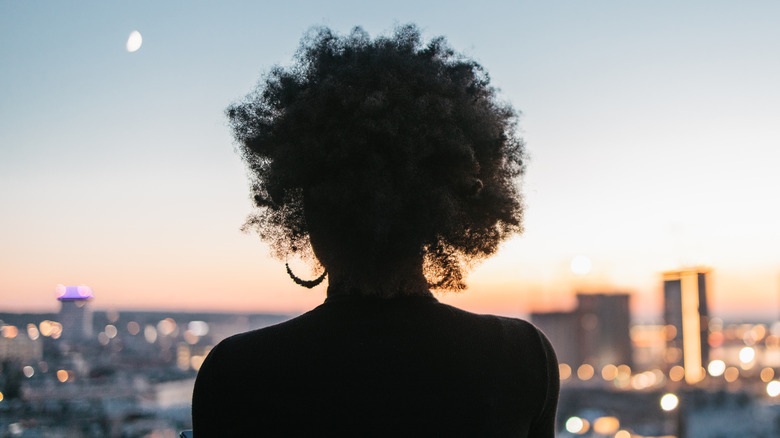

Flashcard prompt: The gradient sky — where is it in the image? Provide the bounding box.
[2,1,779,320]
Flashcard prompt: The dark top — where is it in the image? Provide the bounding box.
[192,294,559,437]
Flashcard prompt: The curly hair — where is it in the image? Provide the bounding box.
[228,25,525,291]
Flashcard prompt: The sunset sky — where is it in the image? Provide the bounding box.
[2,1,779,321]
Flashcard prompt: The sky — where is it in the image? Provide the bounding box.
[2,1,779,321]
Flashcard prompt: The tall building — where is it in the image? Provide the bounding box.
[532,292,632,370]
[663,268,709,384]
[576,293,632,368]
[56,284,94,344]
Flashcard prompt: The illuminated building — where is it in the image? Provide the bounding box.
[532,292,632,370]
[56,284,94,344]
[663,268,709,384]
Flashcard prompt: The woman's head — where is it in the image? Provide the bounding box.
[229,24,525,292]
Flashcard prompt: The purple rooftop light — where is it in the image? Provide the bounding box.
[56,284,94,300]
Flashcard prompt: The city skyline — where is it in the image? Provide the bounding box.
[2,1,780,319]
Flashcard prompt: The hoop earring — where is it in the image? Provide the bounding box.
[286,263,327,288]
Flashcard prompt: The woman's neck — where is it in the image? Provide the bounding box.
[325,258,431,298]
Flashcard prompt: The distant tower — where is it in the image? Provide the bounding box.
[56,285,94,343]
[532,292,632,370]
[663,268,709,384]
[576,293,632,368]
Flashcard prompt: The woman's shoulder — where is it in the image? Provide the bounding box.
[433,301,551,344]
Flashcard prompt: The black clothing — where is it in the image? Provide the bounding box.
[192,294,559,436]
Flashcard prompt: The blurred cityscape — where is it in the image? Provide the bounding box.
[1,270,779,437]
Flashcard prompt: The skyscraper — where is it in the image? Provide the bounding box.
[56,284,94,344]
[663,268,709,384]
[532,292,632,370]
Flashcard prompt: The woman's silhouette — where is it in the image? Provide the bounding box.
[192,25,559,436]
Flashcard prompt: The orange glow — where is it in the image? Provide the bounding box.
[663,325,678,341]
[577,364,595,380]
[601,364,618,381]
[593,417,620,435]
[669,365,685,382]
[680,270,704,384]
[724,366,740,383]
[1,326,18,339]
[559,363,572,380]
[708,331,724,348]
[56,370,69,383]
[191,355,205,371]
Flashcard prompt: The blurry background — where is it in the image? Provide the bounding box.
[2,1,779,320]
[4,2,780,437]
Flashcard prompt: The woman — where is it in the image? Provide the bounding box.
[192,25,559,436]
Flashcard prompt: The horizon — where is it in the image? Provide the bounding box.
[2,1,779,321]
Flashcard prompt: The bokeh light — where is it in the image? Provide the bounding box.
[105,324,118,339]
[724,367,740,383]
[566,416,588,434]
[188,321,209,336]
[577,364,595,380]
[708,360,726,377]
[1,326,19,338]
[740,346,756,364]
[669,365,685,382]
[602,364,618,381]
[26,324,39,340]
[660,393,679,411]
[127,321,140,335]
[593,416,619,435]
[570,255,592,275]
[767,380,780,397]
[56,370,69,383]
[559,363,571,380]
[144,325,158,343]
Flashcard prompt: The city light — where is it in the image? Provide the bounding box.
[593,416,620,435]
[559,363,572,380]
[23,366,34,378]
[577,364,595,380]
[614,431,631,438]
[144,325,158,343]
[707,360,726,377]
[767,381,780,397]
[739,346,756,364]
[760,368,775,383]
[669,365,685,382]
[190,355,206,371]
[724,367,740,383]
[1,325,19,338]
[27,324,40,340]
[602,364,618,381]
[127,321,140,335]
[157,318,177,336]
[565,416,589,434]
[105,324,118,339]
[660,393,679,411]
[188,321,209,336]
